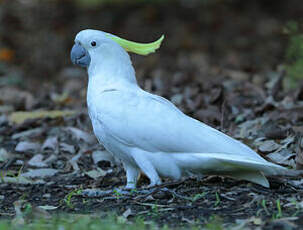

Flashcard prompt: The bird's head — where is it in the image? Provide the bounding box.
[71,29,164,69]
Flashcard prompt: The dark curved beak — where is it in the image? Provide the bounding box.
[70,43,91,68]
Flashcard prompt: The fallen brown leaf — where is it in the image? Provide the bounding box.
[9,110,77,124]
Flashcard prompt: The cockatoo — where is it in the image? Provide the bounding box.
[70,29,295,189]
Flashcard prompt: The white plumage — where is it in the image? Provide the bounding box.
[71,29,291,188]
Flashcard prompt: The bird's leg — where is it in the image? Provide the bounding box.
[123,162,140,189]
[131,150,162,187]
[81,163,140,197]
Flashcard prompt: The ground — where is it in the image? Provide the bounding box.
[0,0,303,229]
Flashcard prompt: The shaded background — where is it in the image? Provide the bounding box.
[1,1,302,77]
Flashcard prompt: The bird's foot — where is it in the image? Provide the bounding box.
[148,178,162,188]
[81,180,183,198]
[125,182,136,190]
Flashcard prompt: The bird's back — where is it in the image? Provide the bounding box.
[91,87,266,163]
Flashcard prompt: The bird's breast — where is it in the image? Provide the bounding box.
[86,94,134,163]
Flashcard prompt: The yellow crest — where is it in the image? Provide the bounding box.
[106,33,164,55]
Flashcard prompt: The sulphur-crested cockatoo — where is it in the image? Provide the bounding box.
[70,29,295,189]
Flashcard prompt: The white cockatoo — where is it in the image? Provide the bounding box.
[70,29,296,189]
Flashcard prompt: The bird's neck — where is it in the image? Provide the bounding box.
[87,56,138,93]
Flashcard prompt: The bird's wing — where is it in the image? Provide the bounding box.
[94,89,264,161]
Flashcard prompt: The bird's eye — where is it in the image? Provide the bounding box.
[91,41,97,47]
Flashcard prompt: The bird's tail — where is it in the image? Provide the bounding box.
[170,152,302,187]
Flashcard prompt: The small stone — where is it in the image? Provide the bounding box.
[258,140,280,153]
[22,168,58,178]
[15,141,41,153]
[28,154,48,167]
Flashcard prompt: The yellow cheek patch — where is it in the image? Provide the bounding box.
[106,34,164,55]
